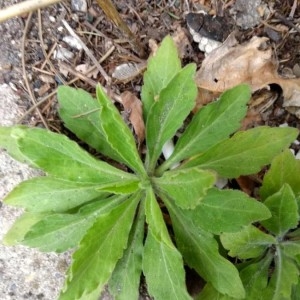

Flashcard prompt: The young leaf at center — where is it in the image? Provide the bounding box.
[260,149,300,200]
[141,35,181,118]
[153,166,216,209]
[145,64,197,172]
[220,225,276,259]
[261,184,299,237]
[96,85,145,176]
[160,84,251,171]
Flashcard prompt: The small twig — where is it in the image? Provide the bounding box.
[289,0,298,19]
[32,67,55,76]
[222,0,235,10]
[83,21,144,62]
[126,4,144,26]
[38,9,66,84]
[95,0,145,58]
[18,48,116,123]
[17,91,55,123]
[60,62,122,103]
[61,19,111,84]
[0,0,62,23]
[41,42,58,70]
[183,0,190,11]
[100,45,116,62]
[275,12,300,33]
[59,62,98,87]
[260,20,287,32]
[21,12,49,129]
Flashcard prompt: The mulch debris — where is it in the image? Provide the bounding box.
[0,0,299,131]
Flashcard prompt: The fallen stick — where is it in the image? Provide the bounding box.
[0,0,62,23]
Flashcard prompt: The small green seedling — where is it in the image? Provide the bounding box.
[204,149,300,300]
[0,36,298,300]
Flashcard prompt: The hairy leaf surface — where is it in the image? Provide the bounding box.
[108,201,145,300]
[96,85,145,175]
[146,64,197,171]
[60,193,140,300]
[197,283,233,300]
[239,253,272,299]
[153,167,216,209]
[143,231,192,300]
[263,247,299,299]
[0,126,137,183]
[141,36,181,118]
[182,127,298,178]
[3,212,48,246]
[22,195,127,252]
[96,179,140,194]
[57,86,119,160]
[145,187,173,245]
[165,196,245,299]
[164,84,251,168]
[185,188,271,234]
[261,184,299,236]
[3,177,108,212]
[220,225,276,259]
[282,241,300,262]
[143,188,191,300]
[260,149,300,200]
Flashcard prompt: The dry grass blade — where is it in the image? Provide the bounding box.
[96,0,145,58]
[61,19,111,84]
[21,12,49,129]
[0,0,62,23]
[38,9,66,85]
[121,91,145,144]
[18,46,116,123]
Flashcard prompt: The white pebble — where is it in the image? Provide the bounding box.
[63,36,83,50]
[54,47,74,61]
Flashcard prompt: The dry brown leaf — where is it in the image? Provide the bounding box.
[37,83,51,97]
[172,26,193,59]
[193,88,219,112]
[195,34,300,117]
[121,91,145,144]
[39,74,55,84]
[58,63,69,77]
[278,79,300,118]
[241,89,277,129]
[236,176,256,196]
[148,38,159,54]
[75,64,99,79]
[195,34,275,92]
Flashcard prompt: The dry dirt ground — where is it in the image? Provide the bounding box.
[0,0,300,299]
